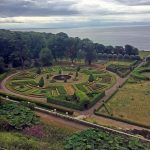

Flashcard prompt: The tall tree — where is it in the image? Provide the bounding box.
[82,39,96,65]
[40,47,53,66]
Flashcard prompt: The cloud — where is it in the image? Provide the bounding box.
[0,0,78,17]
[0,0,150,28]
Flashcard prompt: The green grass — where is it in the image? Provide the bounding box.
[98,78,150,126]
[106,60,133,67]
[0,132,50,150]
[139,51,150,59]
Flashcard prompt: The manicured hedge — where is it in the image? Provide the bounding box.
[47,91,105,111]
[0,91,74,115]
[57,86,67,95]
[106,60,139,77]
[131,67,150,80]
[47,96,84,110]
[75,83,87,92]
[88,91,105,108]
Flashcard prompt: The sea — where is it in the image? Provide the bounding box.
[11,25,150,51]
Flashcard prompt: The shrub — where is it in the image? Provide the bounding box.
[39,77,44,87]
[75,71,78,77]
[64,129,150,150]
[59,69,62,75]
[46,74,49,79]
[0,116,11,131]
[0,103,40,130]
[36,67,41,74]
[88,74,94,82]
[23,125,45,138]
[77,66,81,72]
[0,91,74,115]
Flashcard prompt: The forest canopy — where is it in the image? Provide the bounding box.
[0,29,140,72]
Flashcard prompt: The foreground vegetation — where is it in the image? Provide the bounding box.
[64,129,150,150]
[1,101,149,150]
[0,101,76,149]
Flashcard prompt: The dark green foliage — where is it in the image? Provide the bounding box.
[0,103,39,130]
[75,71,78,77]
[0,91,74,115]
[59,69,62,75]
[40,47,53,66]
[88,74,94,82]
[0,29,140,68]
[131,67,150,80]
[64,129,150,150]
[36,67,41,74]
[57,86,67,95]
[39,77,44,87]
[46,74,50,79]
[76,66,81,72]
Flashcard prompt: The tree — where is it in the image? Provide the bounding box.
[95,43,105,53]
[40,47,53,66]
[105,46,114,54]
[88,74,94,82]
[66,37,81,63]
[0,57,5,73]
[82,39,96,65]
[125,45,139,55]
[10,33,30,69]
[39,77,44,87]
[114,46,124,54]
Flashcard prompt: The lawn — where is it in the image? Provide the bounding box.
[139,51,150,59]
[106,60,133,67]
[97,79,150,126]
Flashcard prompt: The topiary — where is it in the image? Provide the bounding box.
[39,77,44,87]
[46,74,49,79]
[75,71,78,77]
[88,74,94,82]
[59,69,62,75]
[36,67,41,74]
[77,66,81,72]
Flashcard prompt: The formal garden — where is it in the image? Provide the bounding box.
[95,66,150,128]
[5,65,116,110]
[106,60,139,77]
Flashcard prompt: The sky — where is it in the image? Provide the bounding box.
[0,0,150,29]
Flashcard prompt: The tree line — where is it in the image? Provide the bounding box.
[0,29,140,73]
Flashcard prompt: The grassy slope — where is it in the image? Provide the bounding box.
[139,51,150,59]
[98,79,150,126]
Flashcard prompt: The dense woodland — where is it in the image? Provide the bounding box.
[0,29,140,73]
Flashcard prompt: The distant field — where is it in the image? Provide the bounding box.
[106,60,133,67]
[97,78,150,126]
[139,51,150,59]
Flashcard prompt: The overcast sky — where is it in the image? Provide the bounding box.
[0,0,150,29]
